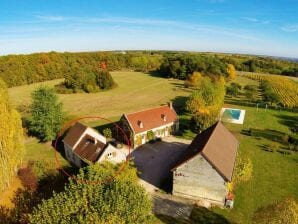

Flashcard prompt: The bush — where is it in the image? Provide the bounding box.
[102,128,112,139]
[234,152,253,183]
[146,130,155,141]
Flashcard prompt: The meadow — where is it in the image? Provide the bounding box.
[8,71,190,118]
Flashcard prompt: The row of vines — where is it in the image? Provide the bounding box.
[244,73,298,108]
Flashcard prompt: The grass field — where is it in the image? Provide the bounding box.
[214,105,298,223]
[8,72,190,118]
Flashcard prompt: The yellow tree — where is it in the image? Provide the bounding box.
[0,78,24,192]
[186,77,225,131]
[187,71,202,87]
[227,64,236,80]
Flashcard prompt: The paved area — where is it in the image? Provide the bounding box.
[152,192,194,220]
[131,136,191,191]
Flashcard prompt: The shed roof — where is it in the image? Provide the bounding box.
[63,122,87,148]
[125,104,178,134]
[73,134,106,162]
[172,122,238,182]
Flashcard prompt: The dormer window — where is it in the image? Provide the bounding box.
[137,120,143,128]
[161,114,167,121]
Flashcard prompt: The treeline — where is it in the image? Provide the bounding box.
[219,54,298,77]
[158,54,229,79]
[0,51,297,87]
[0,51,162,87]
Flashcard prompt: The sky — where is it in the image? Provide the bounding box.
[1,0,298,57]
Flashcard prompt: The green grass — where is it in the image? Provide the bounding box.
[24,138,70,169]
[212,106,298,223]
[8,72,190,118]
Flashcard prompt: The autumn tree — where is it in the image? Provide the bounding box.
[252,197,298,224]
[28,86,64,142]
[227,64,236,80]
[185,71,202,87]
[0,78,24,192]
[29,163,154,224]
[186,77,225,132]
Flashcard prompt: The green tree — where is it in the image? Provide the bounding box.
[28,86,64,142]
[29,163,154,224]
[186,77,225,132]
[0,79,24,192]
[252,197,298,224]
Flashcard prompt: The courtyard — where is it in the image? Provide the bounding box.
[131,136,191,192]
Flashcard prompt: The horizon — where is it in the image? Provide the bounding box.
[1,0,298,58]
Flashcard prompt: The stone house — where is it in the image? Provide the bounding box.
[117,102,179,149]
[171,122,238,206]
[63,122,126,167]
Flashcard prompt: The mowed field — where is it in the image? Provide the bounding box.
[8,72,190,118]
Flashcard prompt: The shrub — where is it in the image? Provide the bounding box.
[102,128,112,139]
[234,152,253,183]
[146,130,155,141]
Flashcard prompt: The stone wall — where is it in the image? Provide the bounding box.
[173,154,227,205]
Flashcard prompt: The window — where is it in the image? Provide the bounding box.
[107,152,113,159]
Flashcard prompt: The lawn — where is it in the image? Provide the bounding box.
[8,72,190,118]
[213,106,298,223]
[178,75,298,223]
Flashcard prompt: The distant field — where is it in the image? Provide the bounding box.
[8,72,190,118]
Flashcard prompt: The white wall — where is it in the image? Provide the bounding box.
[97,144,126,164]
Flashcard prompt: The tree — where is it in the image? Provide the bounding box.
[227,64,236,80]
[186,77,225,132]
[252,197,298,224]
[0,78,24,192]
[244,85,258,102]
[103,128,112,139]
[28,86,64,142]
[29,163,154,224]
[185,71,202,87]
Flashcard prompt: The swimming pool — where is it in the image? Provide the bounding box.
[220,108,246,124]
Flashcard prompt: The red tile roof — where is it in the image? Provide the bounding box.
[125,105,178,134]
[172,122,238,182]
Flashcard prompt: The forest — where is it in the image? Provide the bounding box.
[0,51,297,87]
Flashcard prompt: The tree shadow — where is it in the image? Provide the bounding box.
[274,114,298,132]
[155,214,190,224]
[190,206,231,224]
[172,96,189,115]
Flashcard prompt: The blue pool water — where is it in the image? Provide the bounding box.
[224,109,241,120]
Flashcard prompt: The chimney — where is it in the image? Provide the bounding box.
[167,102,173,109]
[137,120,143,128]
[161,114,167,121]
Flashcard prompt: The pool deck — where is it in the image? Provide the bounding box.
[220,108,246,124]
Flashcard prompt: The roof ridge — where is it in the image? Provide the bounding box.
[201,121,220,153]
[125,104,170,116]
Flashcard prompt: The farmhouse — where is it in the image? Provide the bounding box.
[172,122,238,206]
[63,122,126,167]
[117,102,179,148]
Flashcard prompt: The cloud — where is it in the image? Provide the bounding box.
[36,15,65,21]
[281,24,298,32]
[242,17,270,24]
